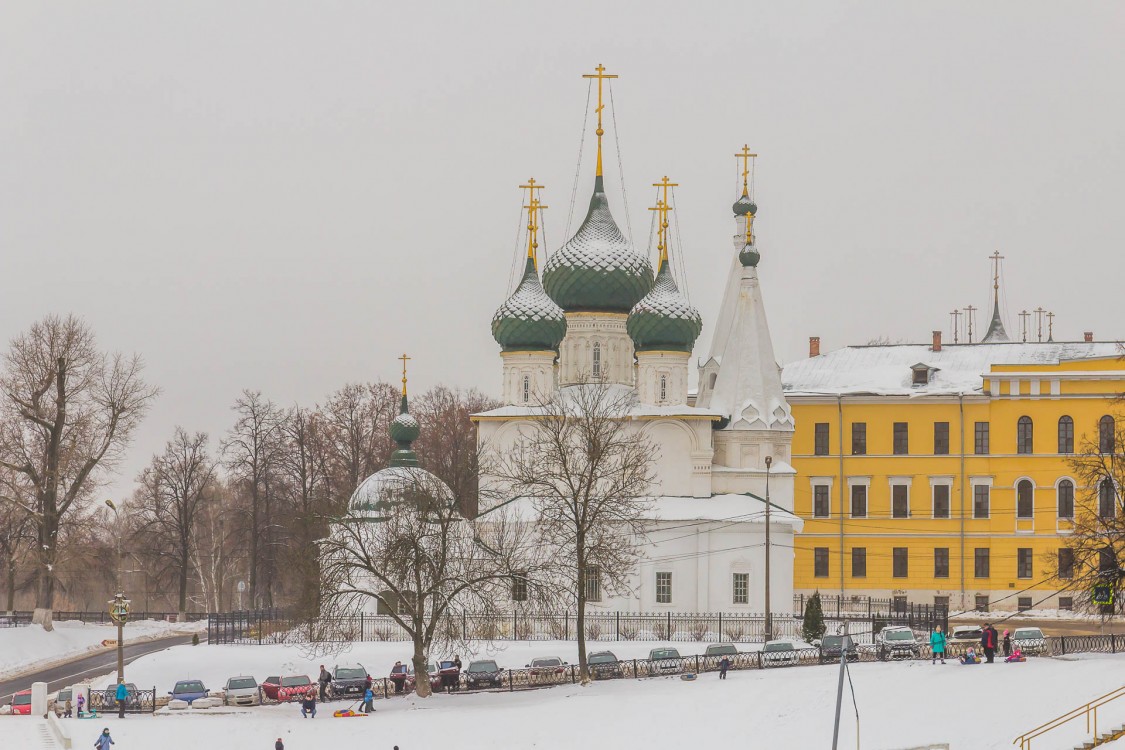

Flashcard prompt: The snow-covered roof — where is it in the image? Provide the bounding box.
[479,492,802,531]
[348,465,453,514]
[472,383,723,420]
[782,341,1125,397]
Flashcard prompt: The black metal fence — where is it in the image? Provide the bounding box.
[3,610,207,626]
[88,686,158,714]
[0,612,33,627]
[208,606,947,646]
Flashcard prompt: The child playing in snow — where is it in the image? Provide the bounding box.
[960,647,979,664]
[1005,648,1024,663]
[76,693,85,717]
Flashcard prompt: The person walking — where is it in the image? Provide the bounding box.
[115,680,129,719]
[1002,629,1012,658]
[981,623,997,663]
[718,656,730,680]
[301,689,317,719]
[391,661,406,694]
[95,728,115,750]
[318,665,331,701]
[362,685,374,714]
[275,740,284,750]
[64,698,72,718]
[930,625,947,665]
[76,693,85,718]
[451,656,462,693]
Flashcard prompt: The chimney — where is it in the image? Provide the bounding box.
[809,336,821,357]
[932,330,942,352]
[1084,331,1094,342]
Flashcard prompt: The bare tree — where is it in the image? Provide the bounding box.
[413,386,499,518]
[490,379,656,683]
[132,428,216,618]
[222,390,284,608]
[188,479,242,612]
[0,315,157,629]
[276,405,331,616]
[319,382,399,511]
[0,484,35,613]
[1055,411,1125,614]
[316,470,548,697]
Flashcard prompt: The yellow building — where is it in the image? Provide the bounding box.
[781,326,1124,612]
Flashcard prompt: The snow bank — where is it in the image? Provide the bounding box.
[0,619,205,680]
[45,641,1125,750]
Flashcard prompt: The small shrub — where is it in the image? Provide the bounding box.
[619,623,639,640]
[585,622,603,641]
[191,633,199,646]
[690,622,708,641]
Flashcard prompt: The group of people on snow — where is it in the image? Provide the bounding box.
[929,623,1025,665]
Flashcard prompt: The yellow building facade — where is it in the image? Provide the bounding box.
[781,334,1124,612]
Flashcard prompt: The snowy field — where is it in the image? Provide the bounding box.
[0,619,206,680]
[5,640,1125,750]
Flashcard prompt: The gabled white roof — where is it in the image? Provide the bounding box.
[782,341,1125,397]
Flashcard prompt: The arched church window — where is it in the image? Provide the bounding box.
[592,342,602,378]
[522,375,530,403]
[660,375,667,402]
[709,373,717,389]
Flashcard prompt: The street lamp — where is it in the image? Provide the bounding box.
[764,456,772,643]
[104,500,129,683]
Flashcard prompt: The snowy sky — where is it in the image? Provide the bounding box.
[2,1,1123,501]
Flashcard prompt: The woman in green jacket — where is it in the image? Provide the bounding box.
[930,625,947,664]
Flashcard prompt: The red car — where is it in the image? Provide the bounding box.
[259,675,312,702]
[397,662,440,693]
[11,689,32,715]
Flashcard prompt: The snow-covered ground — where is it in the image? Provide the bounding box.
[950,608,1111,622]
[6,639,1125,750]
[0,619,206,680]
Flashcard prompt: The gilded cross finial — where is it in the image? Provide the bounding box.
[964,305,977,343]
[650,176,678,265]
[582,64,619,178]
[398,353,411,397]
[735,144,757,197]
[1047,311,1055,342]
[989,251,1004,293]
[520,178,547,268]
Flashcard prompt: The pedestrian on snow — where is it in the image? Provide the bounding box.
[318,665,331,701]
[76,693,85,718]
[718,656,730,680]
[391,661,405,694]
[115,680,129,719]
[301,688,317,718]
[1002,629,1012,657]
[275,740,284,750]
[960,647,979,664]
[981,623,997,663]
[95,728,115,750]
[364,673,373,693]
[65,698,73,718]
[930,625,947,665]
[451,655,462,692]
[362,685,374,714]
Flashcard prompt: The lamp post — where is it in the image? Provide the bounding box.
[764,455,773,643]
[104,500,129,683]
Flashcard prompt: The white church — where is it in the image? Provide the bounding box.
[473,70,802,615]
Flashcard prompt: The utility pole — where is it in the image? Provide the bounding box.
[764,455,772,642]
[831,620,849,749]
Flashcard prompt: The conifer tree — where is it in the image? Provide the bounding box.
[802,590,827,643]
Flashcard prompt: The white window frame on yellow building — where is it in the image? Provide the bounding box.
[929,475,954,519]
[970,476,993,519]
[1013,475,1037,534]
[846,476,871,519]
[809,477,833,519]
[887,476,912,519]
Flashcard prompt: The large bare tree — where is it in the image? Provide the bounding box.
[132,428,216,618]
[316,470,548,697]
[413,386,498,518]
[1055,411,1125,614]
[0,484,35,613]
[491,380,655,683]
[319,382,399,511]
[222,390,284,608]
[0,315,157,628]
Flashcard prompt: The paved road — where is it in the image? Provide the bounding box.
[0,633,196,705]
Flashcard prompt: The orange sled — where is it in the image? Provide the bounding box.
[333,709,368,718]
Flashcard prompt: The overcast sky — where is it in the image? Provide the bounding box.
[2,1,1123,501]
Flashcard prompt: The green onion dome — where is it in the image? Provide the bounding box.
[626,258,702,353]
[388,395,420,467]
[543,179,654,313]
[733,193,757,217]
[491,257,567,351]
[739,242,761,267]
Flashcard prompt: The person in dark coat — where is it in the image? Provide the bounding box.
[301,689,317,718]
[451,656,462,692]
[318,665,331,701]
[1002,629,1012,657]
[95,728,115,750]
[981,624,998,663]
[275,740,284,750]
[718,656,730,680]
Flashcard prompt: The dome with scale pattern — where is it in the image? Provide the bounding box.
[492,257,567,351]
[626,258,702,353]
[543,179,653,313]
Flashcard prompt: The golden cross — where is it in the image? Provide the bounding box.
[1047,311,1055,341]
[735,144,757,196]
[582,64,618,177]
[964,305,977,343]
[520,179,548,267]
[1034,307,1045,342]
[1019,310,1030,342]
[950,309,962,343]
[989,250,1004,292]
[398,353,411,397]
[649,199,670,263]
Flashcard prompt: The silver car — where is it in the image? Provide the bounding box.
[223,676,260,706]
[1011,627,1047,656]
[647,647,682,675]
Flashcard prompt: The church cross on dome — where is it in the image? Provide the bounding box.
[581,64,618,179]
[398,352,411,397]
[520,178,547,269]
[735,144,757,198]
[650,176,678,264]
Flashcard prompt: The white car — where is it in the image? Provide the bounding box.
[876,626,920,660]
[949,625,983,645]
[222,676,260,706]
[647,647,683,675]
[526,656,567,681]
[1011,627,1047,656]
[761,640,800,667]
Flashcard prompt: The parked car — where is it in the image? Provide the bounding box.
[702,644,739,670]
[169,680,209,705]
[464,660,503,689]
[404,663,440,693]
[51,688,73,716]
[11,689,31,715]
[527,657,567,682]
[949,625,983,646]
[876,626,920,660]
[222,676,260,706]
[818,634,859,664]
[587,651,623,680]
[330,664,369,698]
[260,675,312,702]
[102,682,141,711]
[1012,627,1048,656]
[762,640,800,667]
[437,660,461,690]
[647,647,683,675]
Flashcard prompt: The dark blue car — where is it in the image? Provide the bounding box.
[169,680,209,704]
